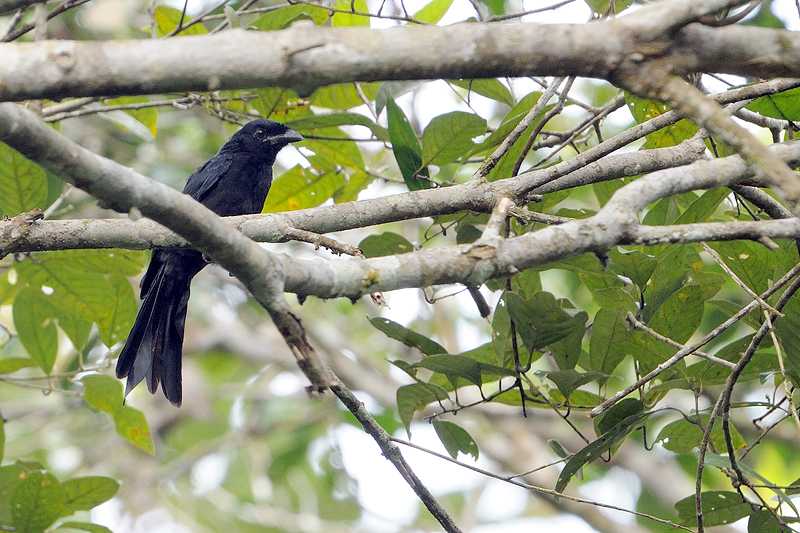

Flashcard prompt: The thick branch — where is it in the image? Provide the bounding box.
[2,14,800,101]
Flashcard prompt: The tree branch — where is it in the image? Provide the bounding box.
[2,8,800,101]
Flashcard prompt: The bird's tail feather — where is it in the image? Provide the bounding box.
[116,265,189,407]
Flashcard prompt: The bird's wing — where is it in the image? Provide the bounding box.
[182,152,234,201]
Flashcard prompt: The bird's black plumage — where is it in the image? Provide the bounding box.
[116,119,302,406]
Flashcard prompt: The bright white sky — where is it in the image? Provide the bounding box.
[95,1,800,532]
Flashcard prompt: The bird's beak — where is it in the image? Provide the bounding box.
[276,129,303,145]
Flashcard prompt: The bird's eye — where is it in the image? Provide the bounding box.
[254,128,267,140]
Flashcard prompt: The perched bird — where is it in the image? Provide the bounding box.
[116,119,303,406]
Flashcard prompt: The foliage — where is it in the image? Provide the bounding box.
[2,1,800,533]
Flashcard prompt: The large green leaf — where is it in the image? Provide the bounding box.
[432,420,478,460]
[12,288,58,374]
[412,0,454,24]
[707,240,770,294]
[675,491,750,527]
[470,91,542,156]
[14,251,140,348]
[655,415,746,454]
[309,83,380,110]
[369,316,447,355]
[332,0,370,26]
[746,87,800,121]
[504,291,588,353]
[285,112,389,141]
[589,302,637,374]
[647,270,724,345]
[12,470,65,533]
[449,79,515,107]
[673,188,730,225]
[57,522,114,533]
[626,92,699,149]
[263,166,346,213]
[103,96,157,138]
[396,383,450,434]
[153,5,208,36]
[608,248,656,289]
[0,142,48,217]
[421,111,486,167]
[556,408,652,492]
[387,97,431,190]
[82,375,154,455]
[359,232,414,258]
[61,477,119,515]
[250,4,329,31]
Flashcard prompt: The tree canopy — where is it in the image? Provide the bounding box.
[3,1,800,532]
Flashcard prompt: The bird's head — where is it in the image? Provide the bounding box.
[224,119,303,162]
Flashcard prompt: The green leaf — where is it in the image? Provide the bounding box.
[303,130,365,171]
[285,112,389,141]
[0,417,3,463]
[608,248,656,289]
[416,354,484,387]
[673,188,730,225]
[61,477,119,515]
[82,374,123,415]
[12,288,58,374]
[596,398,644,436]
[675,491,750,527]
[432,420,478,460]
[584,0,634,14]
[470,91,542,156]
[449,79,515,107]
[396,383,450,434]
[153,6,208,36]
[555,408,651,492]
[747,509,796,533]
[626,92,699,149]
[589,303,637,374]
[262,166,345,213]
[332,0,370,26]
[655,415,746,454]
[57,522,115,533]
[746,87,800,121]
[250,4,328,31]
[412,0,454,23]
[544,369,610,400]
[114,407,155,455]
[309,83,380,110]
[359,232,414,258]
[504,291,588,353]
[0,142,48,217]
[334,170,377,203]
[648,271,724,344]
[775,296,800,380]
[707,240,770,294]
[387,97,431,191]
[0,357,38,374]
[252,87,302,118]
[645,245,698,322]
[103,97,157,138]
[82,375,154,455]
[12,470,65,533]
[703,453,798,517]
[51,307,92,353]
[421,111,486,167]
[368,316,447,355]
[14,250,142,347]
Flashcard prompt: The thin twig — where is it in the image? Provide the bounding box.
[329,378,464,533]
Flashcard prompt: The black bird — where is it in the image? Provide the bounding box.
[116,119,303,406]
